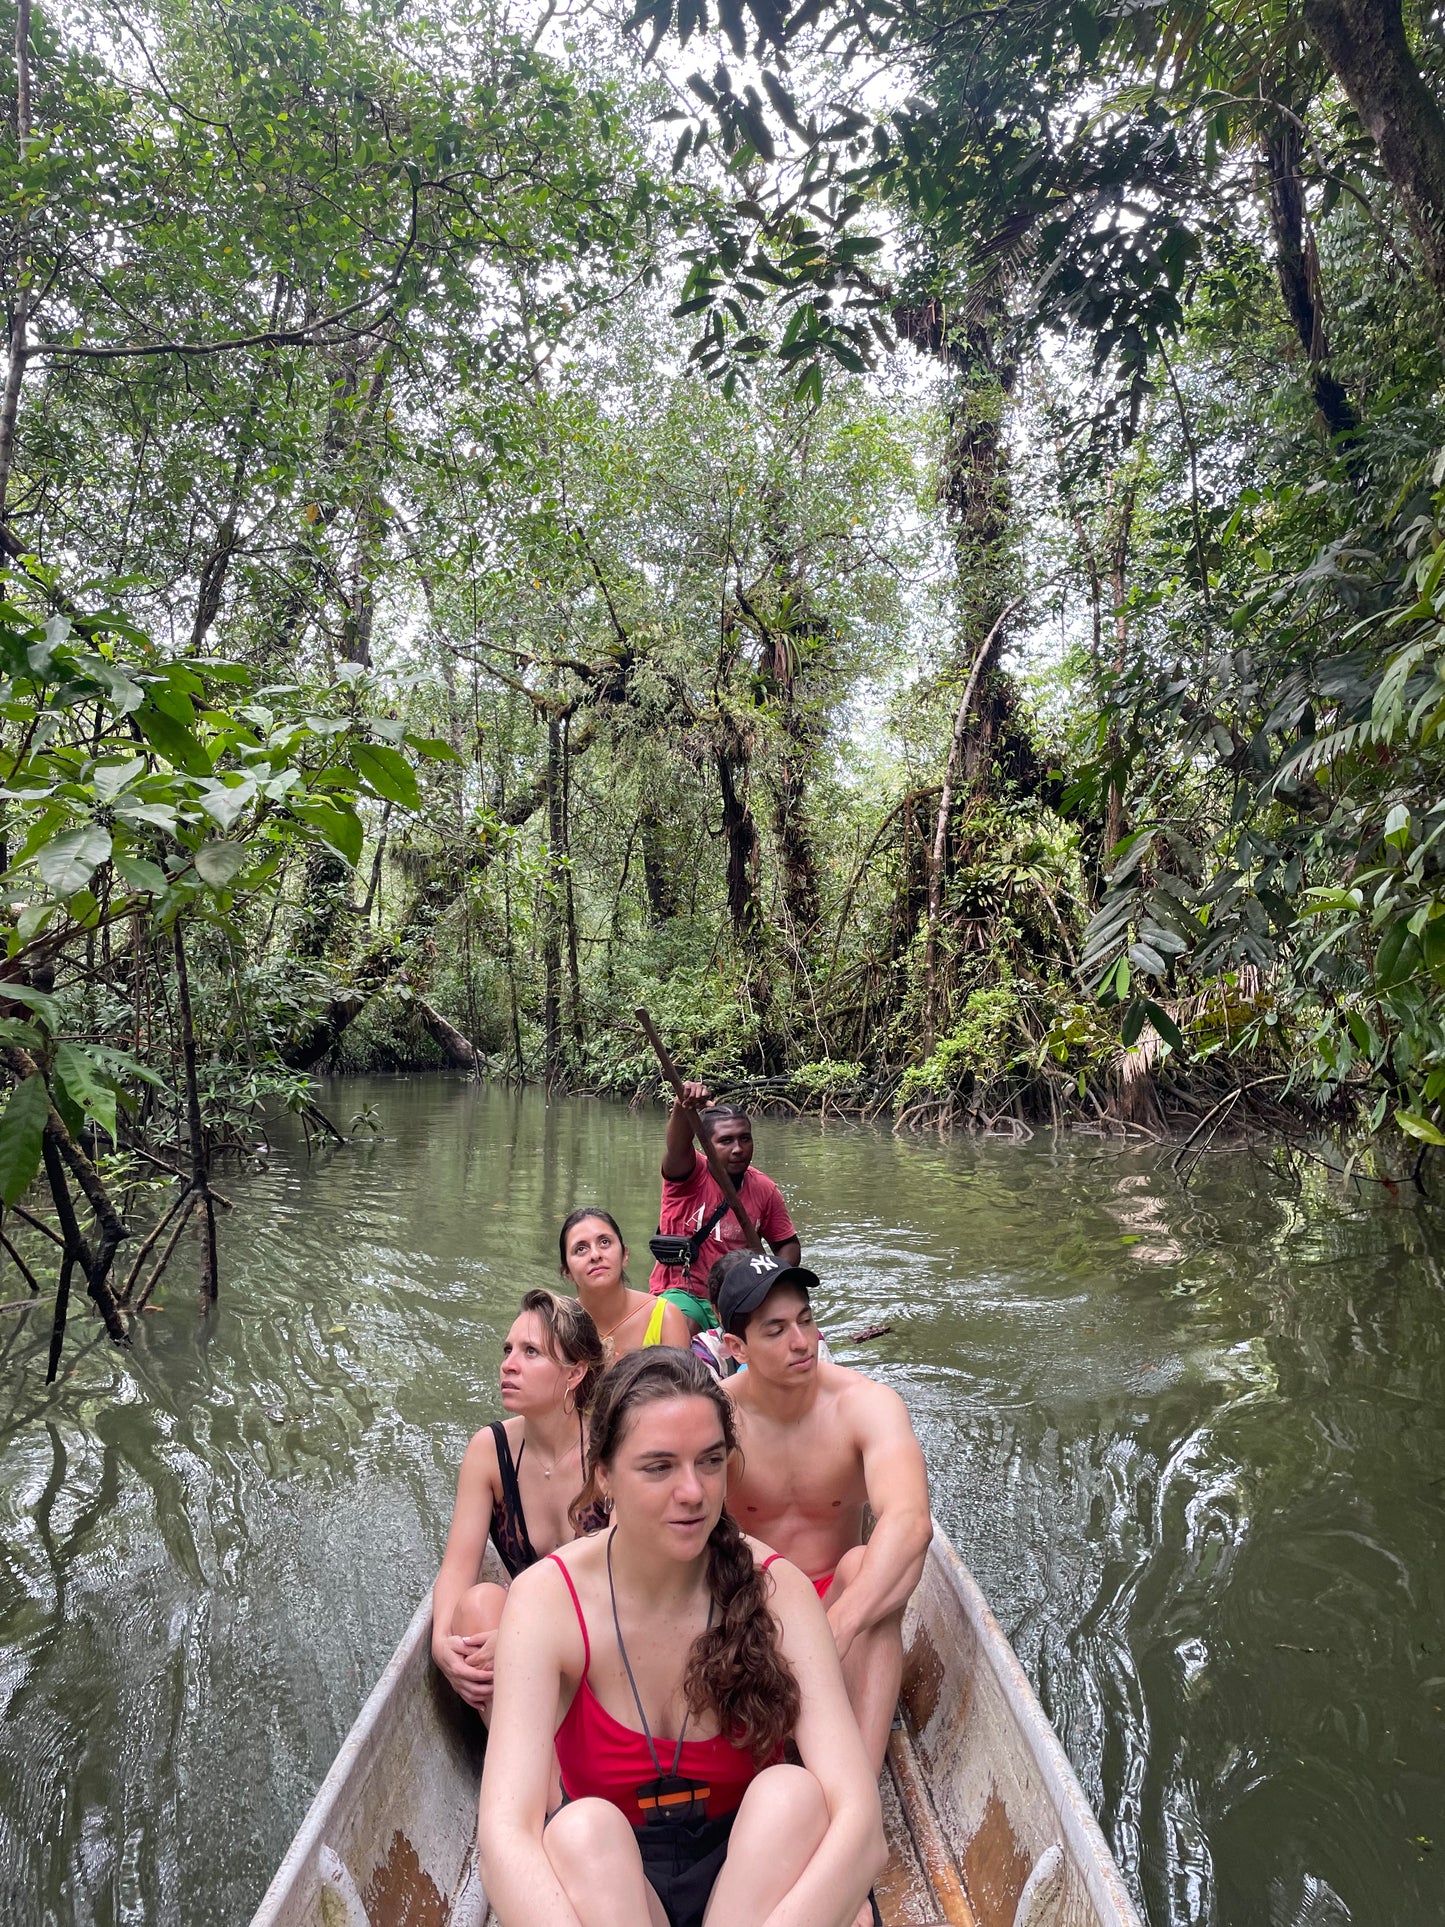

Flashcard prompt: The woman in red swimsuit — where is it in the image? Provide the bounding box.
[479,1348,885,1927]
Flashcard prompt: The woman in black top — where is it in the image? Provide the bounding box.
[432,1289,605,1713]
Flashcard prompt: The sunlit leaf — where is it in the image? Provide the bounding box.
[198,777,257,831]
[36,824,112,896]
[91,757,146,802]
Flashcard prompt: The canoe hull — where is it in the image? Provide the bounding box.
[250,1594,486,1927]
[899,1526,1140,1927]
[250,1529,1142,1927]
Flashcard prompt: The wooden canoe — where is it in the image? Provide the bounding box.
[250,1525,1142,1927]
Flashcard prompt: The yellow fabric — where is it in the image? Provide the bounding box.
[642,1297,667,1347]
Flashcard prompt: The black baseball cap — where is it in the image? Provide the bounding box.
[713,1249,821,1329]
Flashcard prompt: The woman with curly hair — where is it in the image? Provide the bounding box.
[478,1347,885,1927]
[432,1289,606,1716]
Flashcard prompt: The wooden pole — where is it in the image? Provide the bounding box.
[635,1007,763,1253]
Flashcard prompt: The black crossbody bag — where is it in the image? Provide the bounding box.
[648,1199,731,1279]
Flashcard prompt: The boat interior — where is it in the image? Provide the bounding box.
[259,1532,1136,1927]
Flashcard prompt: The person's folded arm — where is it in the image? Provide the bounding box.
[477,1563,583,1927]
[763,1560,888,1927]
[827,1384,932,1660]
[431,1428,497,1704]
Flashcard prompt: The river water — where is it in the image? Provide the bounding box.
[0,1079,1441,1927]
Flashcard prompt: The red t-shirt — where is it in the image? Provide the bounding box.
[647,1152,798,1296]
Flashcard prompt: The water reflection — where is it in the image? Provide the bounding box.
[0,1080,1442,1927]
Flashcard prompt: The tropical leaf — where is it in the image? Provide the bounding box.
[197,778,258,832]
[112,852,170,896]
[53,1041,118,1144]
[352,741,421,811]
[194,840,249,887]
[36,824,113,896]
[0,1074,49,1206]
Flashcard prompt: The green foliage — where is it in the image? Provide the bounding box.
[789,1059,864,1098]
[896,988,1025,1108]
[0,1071,49,1205]
[8,0,1445,1176]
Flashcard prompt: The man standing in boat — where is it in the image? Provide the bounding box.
[648,1080,801,1331]
[714,1249,932,1777]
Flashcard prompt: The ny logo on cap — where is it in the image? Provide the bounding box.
[748,1255,778,1274]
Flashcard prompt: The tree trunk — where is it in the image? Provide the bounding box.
[187,277,287,650]
[280,940,397,1069]
[757,615,822,940]
[562,719,585,1064]
[190,510,242,651]
[771,736,820,936]
[1112,1031,1164,1131]
[1103,478,1136,866]
[922,604,1016,1044]
[716,743,763,947]
[340,485,384,667]
[292,843,350,959]
[897,298,1020,795]
[1263,119,1359,439]
[738,557,823,942]
[411,994,479,1069]
[0,0,33,524]
[542,713,563,1083]
[639,801,677,922]
[41,1125,128,1382]
[1304,0,1445,300]
[501,841,525,1082]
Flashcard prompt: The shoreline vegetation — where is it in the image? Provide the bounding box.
[5,0,1445,1373]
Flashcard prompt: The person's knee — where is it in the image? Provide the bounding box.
[544,1798,635,1881]
[451,1581,506,1638]
[738,1762,828,1843]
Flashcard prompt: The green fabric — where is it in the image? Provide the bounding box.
[659,1285,719,1330]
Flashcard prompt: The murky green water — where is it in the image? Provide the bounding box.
[1,1080,1442,1927]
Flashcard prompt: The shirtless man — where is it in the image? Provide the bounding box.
[714,1249,932,1775]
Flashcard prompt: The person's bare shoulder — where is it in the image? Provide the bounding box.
[823,1360,916,1440]
[545,1524,605,1576]
[499,1548,588,1666]
[462,1421,503,1478]
[723,1369,757,1413]
[745,1539,818,1614]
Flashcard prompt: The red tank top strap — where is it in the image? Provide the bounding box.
[760,1552,781,1570]
[547,1552,590,1676]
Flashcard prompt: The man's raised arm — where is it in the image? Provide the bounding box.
[661,1079,710,1180]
